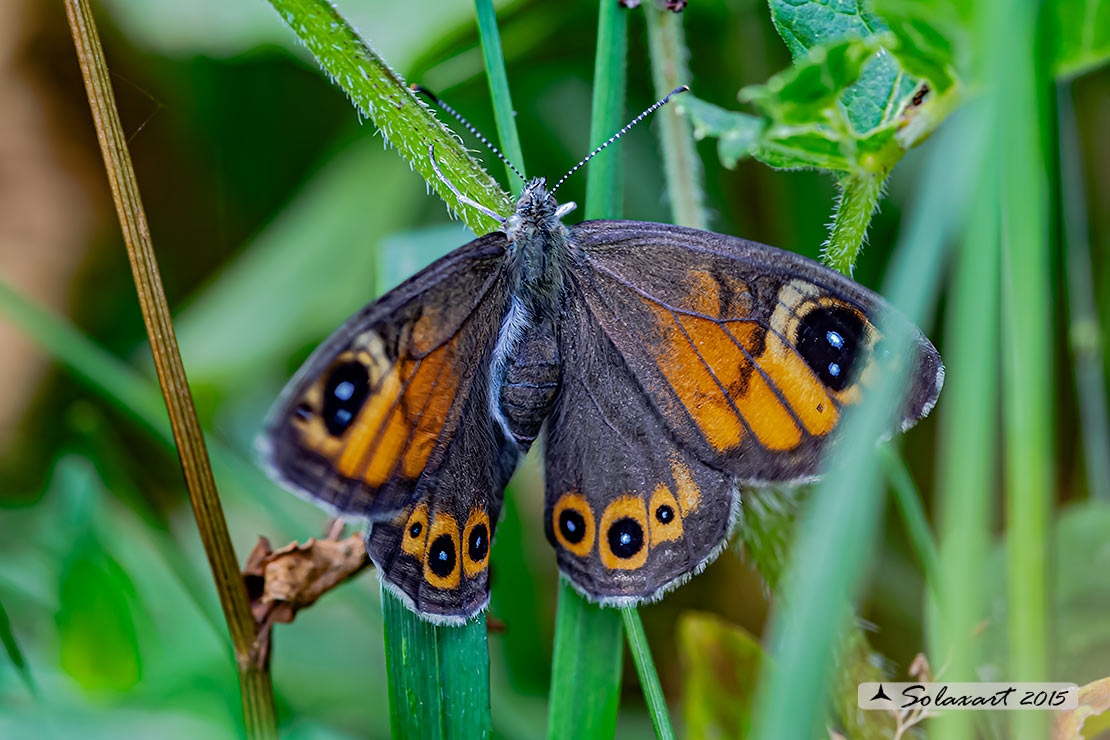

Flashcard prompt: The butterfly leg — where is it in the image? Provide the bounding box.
[427,144,507,226]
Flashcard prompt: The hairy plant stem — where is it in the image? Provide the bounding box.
[821,172,885,277]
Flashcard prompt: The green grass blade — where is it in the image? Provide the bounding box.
[547,5,629,738]
[548,581,624,739]
[749,111,969,740]
[382,588,491,740]
[994,0,1053,736]
[879,444,942,601]
[1058,81,1110,502]
[584,0,628,220]
[475,0,526,192]
[267,0,512,231]
[622,609,675,740]
[929,104,998,740]
[643,5,706,229]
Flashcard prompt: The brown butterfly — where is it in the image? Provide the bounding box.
[259,94,943,624]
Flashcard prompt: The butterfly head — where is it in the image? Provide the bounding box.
[505,179,574,318]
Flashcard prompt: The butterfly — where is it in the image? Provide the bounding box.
[259,102,943,625]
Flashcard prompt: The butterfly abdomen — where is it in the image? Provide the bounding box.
[495,316,561,452]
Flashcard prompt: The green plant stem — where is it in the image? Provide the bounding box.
[1058,81,1110,502]
[382,589,491,739]
[821,172,885,276]
[585,0,628,219]
[62,1,276,737]
[268,0,512,231]
[475,0,526,192]
[996,1,1052,737]
[879,444,942,602]
[548,581,624,740]
[643,5,707,230]
[622,609,675,740]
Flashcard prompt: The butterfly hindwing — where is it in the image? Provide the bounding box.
[544,282,739,603]
[260,232,516,622]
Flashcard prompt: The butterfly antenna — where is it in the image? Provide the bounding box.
[412,84,526,185]
[550,85,690,195]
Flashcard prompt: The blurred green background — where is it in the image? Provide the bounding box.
[1,0,1108,737]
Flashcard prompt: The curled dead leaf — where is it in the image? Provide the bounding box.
[242,533,372,667]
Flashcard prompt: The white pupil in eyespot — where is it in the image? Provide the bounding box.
[334,380,355,400]
[620,533,631,546]
[826,330,844,349]
[828,362,841,377]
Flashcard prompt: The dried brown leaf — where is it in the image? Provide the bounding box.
[242,533,372,667]
[1052,676,1110,740]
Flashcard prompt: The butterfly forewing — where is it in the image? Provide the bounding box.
[566,219,943,483]
[260,232,516,622]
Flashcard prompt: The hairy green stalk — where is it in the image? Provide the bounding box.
[267,0,512,232]
[821,172,885,277]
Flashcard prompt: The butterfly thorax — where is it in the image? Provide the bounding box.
[504,178,570,321]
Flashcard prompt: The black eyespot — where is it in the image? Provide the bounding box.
[468,523,489,562]
[795,306,866,391]
[559,509,587,544]
[322,361,371,436]
[607,517,644,559]
[408,521,423,538]
[655,504,675,524]
[428,534,456,578]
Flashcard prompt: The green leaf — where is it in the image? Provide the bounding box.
[766,0,919,132]
[52,457,143,693]
[739,39,876,126]
[678,612,763,740]
[679,96,764,168]
[1051,0,1110,77]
